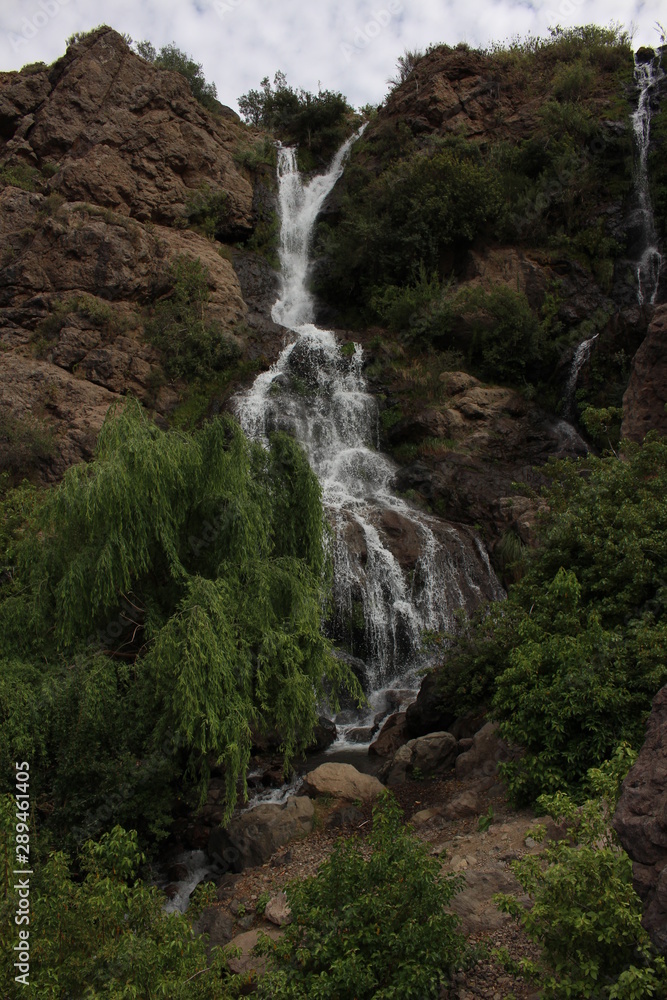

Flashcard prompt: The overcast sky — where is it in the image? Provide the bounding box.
[1,0,664,112]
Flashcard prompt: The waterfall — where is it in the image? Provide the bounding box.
[236,134,503,743]
[564,334,598,417]
[632,54,664,306]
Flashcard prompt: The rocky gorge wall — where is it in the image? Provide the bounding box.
[0,26,283,481]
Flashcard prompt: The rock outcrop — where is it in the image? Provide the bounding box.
[208,796,314,872]
[621,304,667,443]
[380,731,458,784]
[0,28,283,482]
[301,762,384,801]
[613,684,667,955]
[0,27,253,233]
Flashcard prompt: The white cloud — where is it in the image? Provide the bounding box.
[0,0,663,112]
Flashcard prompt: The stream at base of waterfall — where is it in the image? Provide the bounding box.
[235,132,504,754]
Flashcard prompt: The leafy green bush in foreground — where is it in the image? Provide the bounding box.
[0,814,245,999]
[257,792,465,999]
[436,434,667,803]
[495,748,667,999]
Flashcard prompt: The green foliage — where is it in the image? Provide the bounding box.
[0,413,55,482]
[136,40,219,111]
[145,255,240,380]
[257,792,465,999]
[0,401,359,841]
[579,404,623,452]
[434,436,667,803]
[495,750,667,999]
[373,276,542,386]
[185,184,230,239]
[238,72,355,163]
[0,163,39,191]
[33,294,138,357]
[315,143,503,312]
[0,822,246,999]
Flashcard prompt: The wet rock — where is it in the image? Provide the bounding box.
[405,671,453,738]
[369,712,408,757]
[307,716,337,752]
[346,725,376,743]
[208,796,314,872]
[302,762,384,801]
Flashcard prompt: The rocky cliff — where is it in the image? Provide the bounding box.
[0,27,282,481]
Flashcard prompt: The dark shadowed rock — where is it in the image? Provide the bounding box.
[613,684,667,954]
[369,712,408,757]
[621,304,667,443]
[208,796,314,871]
[380,731,458,784]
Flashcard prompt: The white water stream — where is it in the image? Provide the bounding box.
[632,55,664,306]
[236,134,503,745]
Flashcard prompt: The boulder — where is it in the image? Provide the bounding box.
[192,906,235,951]
[613,684,667,954]
[264,892,292,927]
[208,796,314,872]
[405,671,453,738]
[380,731,458,785]
[224,927,281,977]
[302,762,384,801]
[369,712,408,757]
[307,716,337,752]
[326,805,365,829]
[455,722,509,781]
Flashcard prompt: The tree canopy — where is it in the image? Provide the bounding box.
[0,401,358,845]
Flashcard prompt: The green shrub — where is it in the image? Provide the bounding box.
[0,401,360,843]
[185,184,230,239]
[238,71,355,163]
[0,820,246,999]
[315,144,504,312]
[0,163,39,192]
[145,256,240,380]
[136,40,219,111]
[0,412,55,481]
[495,749,667,999]
[257,792,465,999]
[552,59,595,102]
[432,436,667,803]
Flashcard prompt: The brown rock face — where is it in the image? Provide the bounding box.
[613,685,667,954]
[0,27,253,234]
[621,305,667,443]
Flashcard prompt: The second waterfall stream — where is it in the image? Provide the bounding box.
[236,133,503,746]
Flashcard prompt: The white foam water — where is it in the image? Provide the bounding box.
[632,55,664,305]
[236,133,503,745]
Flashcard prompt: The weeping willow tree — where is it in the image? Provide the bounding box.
[1,400,357,837]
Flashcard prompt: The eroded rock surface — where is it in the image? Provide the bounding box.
[613,684,667,954]
[621,304,667,443]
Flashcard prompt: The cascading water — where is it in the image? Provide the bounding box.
[236,134,503,743]
[564,333,598,417]
[632,54,664,306]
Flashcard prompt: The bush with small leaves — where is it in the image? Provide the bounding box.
[256,792,465,1000]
